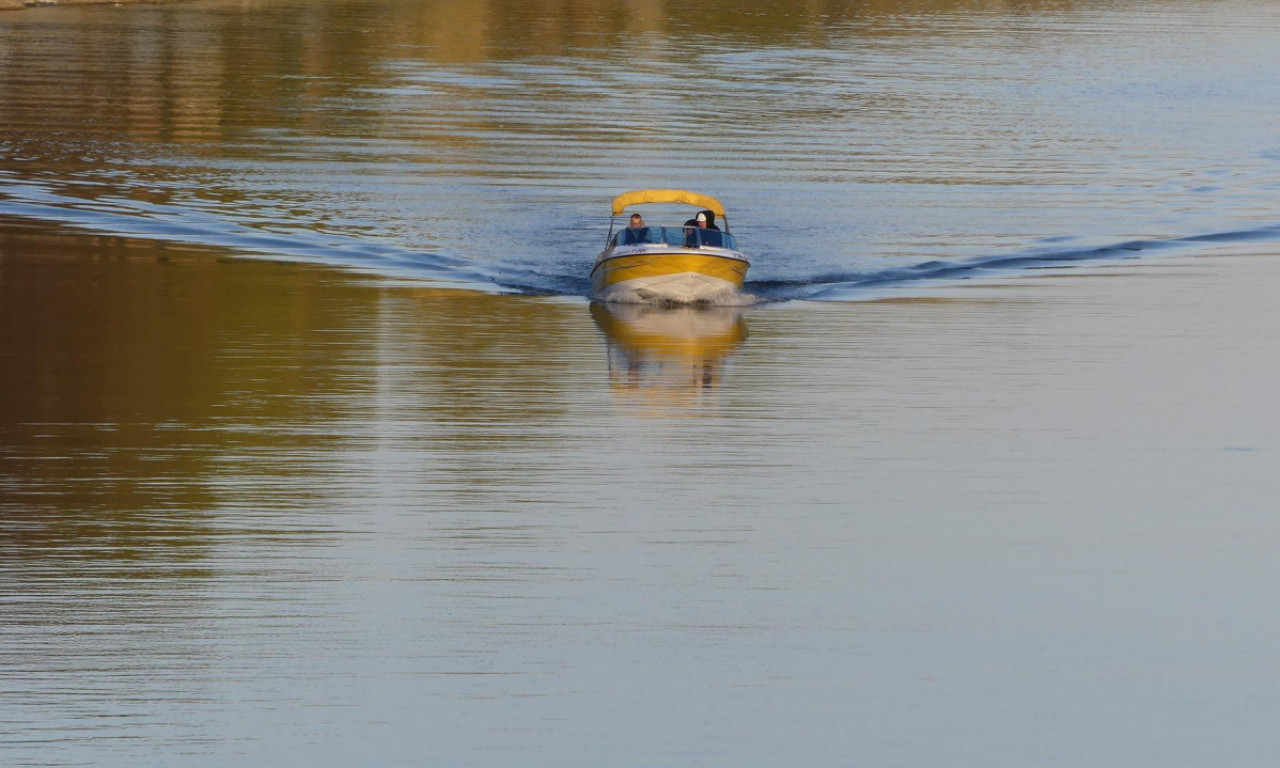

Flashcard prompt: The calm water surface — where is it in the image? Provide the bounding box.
[3,0,1280,765]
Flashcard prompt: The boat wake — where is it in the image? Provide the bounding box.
[0,176,507,293]
[4,176,1280,304]
[746,224,1280,303]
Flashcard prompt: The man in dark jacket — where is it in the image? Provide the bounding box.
[622,213,651,245]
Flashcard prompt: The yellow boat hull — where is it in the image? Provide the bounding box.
[591,250,749,303]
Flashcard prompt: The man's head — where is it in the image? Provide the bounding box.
[629,213,645,228]
[695,212,707,227]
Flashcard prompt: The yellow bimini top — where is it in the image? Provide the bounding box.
[611,189,727,218]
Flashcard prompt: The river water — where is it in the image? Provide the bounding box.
[3,1,1280,765]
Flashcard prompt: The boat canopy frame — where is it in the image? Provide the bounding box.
[611,189,727,218]
[606,189,732,246]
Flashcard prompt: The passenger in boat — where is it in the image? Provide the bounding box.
[621,213,651,245]
[683,210,722,248]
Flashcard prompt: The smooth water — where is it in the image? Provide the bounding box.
[4,1,1280,765]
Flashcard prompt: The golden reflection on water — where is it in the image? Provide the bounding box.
[0,218,758,599]
[0,0,1107,146]
[0,219,593,573]
[591,302,747,408]
[0,222,355,571]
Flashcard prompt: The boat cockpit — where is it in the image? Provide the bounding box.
[610,225,738,251]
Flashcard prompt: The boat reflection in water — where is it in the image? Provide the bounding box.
[590,302,749,405]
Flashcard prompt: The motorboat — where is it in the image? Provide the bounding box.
[591,189,750,304]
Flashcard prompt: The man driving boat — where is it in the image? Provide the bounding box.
[622,213,651,245]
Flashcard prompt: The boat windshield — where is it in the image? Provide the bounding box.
[613,226,737,250]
